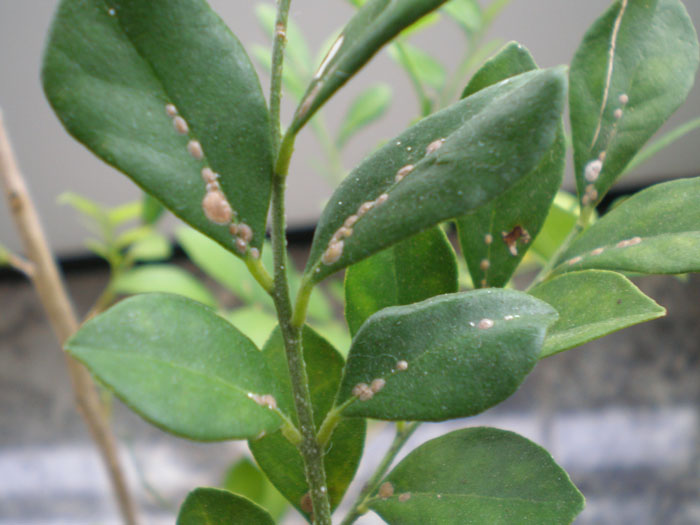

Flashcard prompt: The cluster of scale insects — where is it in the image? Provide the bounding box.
[164,103,258,258]
[320,137,447,266]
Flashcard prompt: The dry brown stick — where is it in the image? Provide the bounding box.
[0,110,139,525]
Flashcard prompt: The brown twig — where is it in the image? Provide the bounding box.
[0,109,139,525]
[3,250,36,277]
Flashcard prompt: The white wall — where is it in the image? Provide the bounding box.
[1,0,698,255]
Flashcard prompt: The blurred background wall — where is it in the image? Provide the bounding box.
[1,0,699,256]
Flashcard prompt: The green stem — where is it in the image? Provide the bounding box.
[269,0,292,152]
[267,3,331,522]
[291,276,314,328]
[316,396,357,448]
[270,176,331,524]
[245,257,274,293]
[340,422,420,525]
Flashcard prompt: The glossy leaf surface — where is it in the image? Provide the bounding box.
[43,0,273,254]
[344,227,458,336]
[112,265,217,308]
[306,67,566,283]
[290,0,449,132]
[369,427,584,524]
[177,487,274,525]
[250,327,365,516]
[555,177,700,275]
[456,42,565,287]
[569,0,699,202]
[531,270,665,358]
[338,290,557,421]
[66,294,281,441]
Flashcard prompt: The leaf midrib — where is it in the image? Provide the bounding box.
[69,345,262,400]
[371,488,578,506]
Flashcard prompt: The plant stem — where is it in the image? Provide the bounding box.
[0,110,139,525]
[340,422,420,525]
[267,3,332,523]
[269,0,292,153]
[270,176,331,523]
[3,250,36,277]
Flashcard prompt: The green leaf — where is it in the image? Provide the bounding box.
[305,67,566,283]
[483,0,513,26]
[530,270,665,358]
[368,427,584,524]
[0,244,9,266]
[176,227,273,308]
[255,4,313,75]
[344,227,458,336]
[114,225,154,250]
[250,327,365,516]
[529,191,579,263]
[226,307,278,349]
[461,41,536,99]
[59,192,108,233]
[337,289,557,421]
[290,0,449,133]
[177,487,275,525]
[222,458,288,521]
[555,177,700,275]
[442,0,482,34]
[338,83,392,147]
[569,0,699,204]
[456,42,565,288]
[107,200,141,227]
[127,231,172,262]
[43,0,273,256]
[112,265,217,307]
[308,320,353,357]
[388,42,446,91]
[65,294,282,441]
[141,193,165,225]
[399,12,442,38]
